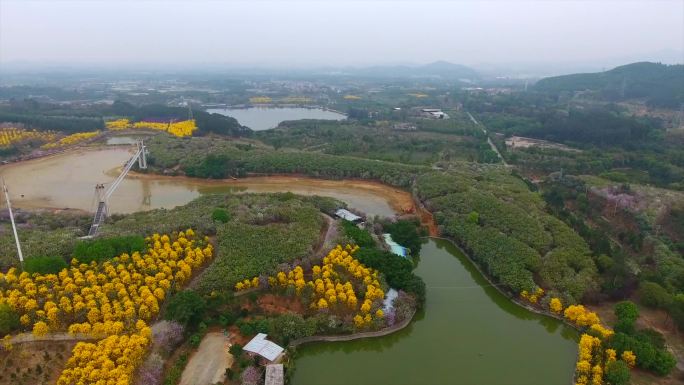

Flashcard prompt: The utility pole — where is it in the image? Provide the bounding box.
[2,178,24,269]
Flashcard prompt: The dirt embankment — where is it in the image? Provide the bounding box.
[0,339,77,385]
[127,171,417,211]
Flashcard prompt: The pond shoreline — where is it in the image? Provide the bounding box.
[0,146,408,218]
[429,236,580,332]
[289,308,416,347]
[125,170,416,215]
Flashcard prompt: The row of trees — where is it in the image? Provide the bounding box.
[417,169,597,301]
[235,245,387,329]
[179,148,426,188]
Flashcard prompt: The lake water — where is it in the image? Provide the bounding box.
[291,238,578,385]
[0,147,403,217]
[206,107,346,131]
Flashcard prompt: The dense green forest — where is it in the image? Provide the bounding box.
[464,91,684,189]
[0,100,249,136]
[534,62,684,108]
[255,119,495,164]
[485,107,662,147]
[0,100,105,133]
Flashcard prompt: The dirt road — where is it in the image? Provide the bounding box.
[466,112,508,166]
[179,332,233,385]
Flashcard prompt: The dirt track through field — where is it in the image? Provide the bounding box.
[179,332,233,385]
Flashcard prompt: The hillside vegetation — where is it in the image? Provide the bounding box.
[417,165,598,303]
[145,135,427,187]
[256,120,493,164]
[534,62,684,108]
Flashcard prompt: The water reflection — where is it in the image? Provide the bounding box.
[291,239,577,385]
[433,238,575,332]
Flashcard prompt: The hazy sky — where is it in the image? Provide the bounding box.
[1,0,682,67]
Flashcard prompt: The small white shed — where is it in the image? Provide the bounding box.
[243,333,285,362]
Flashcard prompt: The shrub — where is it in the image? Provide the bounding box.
[614,301,639,324]
[24,256,67,275]
[138,353,164,385]
[240,366,262,385]
[0,304,20,335]
[614,301,639,333]
[354,248,425,306]
[466,211,479,224]
[152,320,185,355]
[340,220,374,248]
[229,343,243,356]
[237,318,270,336]
[163,353,188,385]
[608,332,676,376]
[604,360,630,385]
[638,281,671,309]
[165,290,207,328]
[383,219,423,255]
[189,333,202,348]
[268,313,317,345]
[211,208,231,223]
[72,235,145,263]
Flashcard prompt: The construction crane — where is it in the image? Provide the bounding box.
[87,140,148,237]
[2,178,24,269]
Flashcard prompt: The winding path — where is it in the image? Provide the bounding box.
[7,332,96,345]
[315,213,339,258]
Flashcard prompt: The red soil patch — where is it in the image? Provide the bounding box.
[227,325,250,346]
[257,294,305,315]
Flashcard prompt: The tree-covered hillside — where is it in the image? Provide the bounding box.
[534,62,684,108]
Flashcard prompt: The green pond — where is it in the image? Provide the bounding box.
[292,238,578,385]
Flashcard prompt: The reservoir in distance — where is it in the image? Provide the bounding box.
[206,106,346,131]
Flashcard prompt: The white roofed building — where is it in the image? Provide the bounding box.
[335,208,363,223]
[243,333,285,362]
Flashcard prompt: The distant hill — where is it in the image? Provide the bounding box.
[534,62,684,108]
[346,61,480,81]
